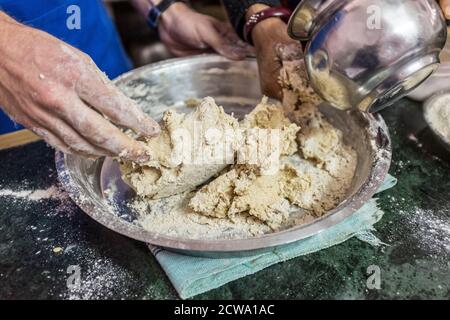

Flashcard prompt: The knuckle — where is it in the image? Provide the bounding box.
[62,137,92,155]
[91,133,109,146]
[78,121,112,146]
[37,88,65,109]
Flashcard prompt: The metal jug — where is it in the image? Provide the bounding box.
[285,0,448,112]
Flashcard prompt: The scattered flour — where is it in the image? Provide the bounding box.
[385,194,450,255]
[61,254,136,300]
[403,207,450,254]
[0,185,68,201]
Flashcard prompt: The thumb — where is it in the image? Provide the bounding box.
[201,19,249,60]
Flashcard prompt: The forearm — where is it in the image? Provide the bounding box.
[221,0,280,40]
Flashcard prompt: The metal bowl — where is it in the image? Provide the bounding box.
[408,26,450,102]
[287,0,447,112]
[55,55,391,257]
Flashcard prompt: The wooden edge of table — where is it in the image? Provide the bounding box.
[0,129,42,150]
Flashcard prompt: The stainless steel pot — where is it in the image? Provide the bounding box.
[287,0,448,112]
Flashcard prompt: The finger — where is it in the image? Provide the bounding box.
[76,60,160,138]
[8,109,73,155]
[256,55,283,99]
[262,77,283,99]
[219,22,253,51]
[169,46,207,57]
[201,20,250,60]
[12,114,77,154]
[31,127,74,155]
[53,96,150,162]
[0,80,109,157]
[25,102,114,157]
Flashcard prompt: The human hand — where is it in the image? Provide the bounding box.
[157,3,252,59]
[247,4,300,99]
[0,13,159,161]
[440,0,450,19]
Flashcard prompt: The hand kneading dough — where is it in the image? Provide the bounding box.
[120,97,239,199]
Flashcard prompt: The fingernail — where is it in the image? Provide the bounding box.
[139,117,161,137]
[131,148,151,163]
[223,46,248,60]
[446,7,450,18]
[144,121,161,136]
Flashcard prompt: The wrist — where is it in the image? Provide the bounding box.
[244,4,291,45]
[160,2,190,25]
[144,0,190,29]
[251,17,288,39]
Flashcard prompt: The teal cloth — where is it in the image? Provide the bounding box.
[149,175,397,299]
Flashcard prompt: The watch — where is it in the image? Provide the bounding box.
[147,0,188,29]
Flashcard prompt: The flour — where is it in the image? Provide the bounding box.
[399,207,449,254]
[426,93,450,141]
[62,253,135,300]
[0,185,67,201]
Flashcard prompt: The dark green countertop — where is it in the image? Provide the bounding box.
[0,99,449,300]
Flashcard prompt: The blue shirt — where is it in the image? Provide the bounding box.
[0,0,133,134]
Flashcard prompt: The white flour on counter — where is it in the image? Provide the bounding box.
[405,208,450,254]
[385,194,450,255]
[0,185,68,201]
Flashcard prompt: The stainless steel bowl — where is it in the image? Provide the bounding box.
[409,26,450,101]
[287,0,447,112]
[55,55,391,257]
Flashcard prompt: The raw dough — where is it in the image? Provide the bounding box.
[119,49,357,235]
[189,99,307,229]
[120,97,239,199]
[188,50,356,230]
[120,96,301,199]
[189,163,311,229]
[189,101,357,229]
